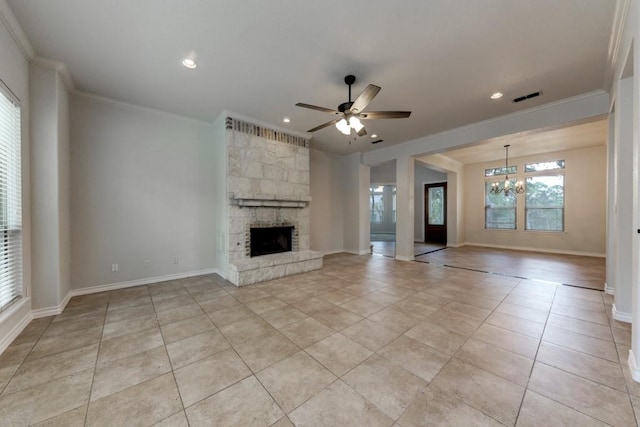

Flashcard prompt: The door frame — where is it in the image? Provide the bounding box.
[420,180,447,241]
[424,181,447,244]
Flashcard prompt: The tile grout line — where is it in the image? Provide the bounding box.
[83,291,112,426]
[511,280,558,425]
[513,284,623,425]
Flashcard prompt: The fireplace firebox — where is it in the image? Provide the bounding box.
[250,226,294,257]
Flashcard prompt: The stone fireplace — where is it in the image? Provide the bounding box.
[225,117,323,286]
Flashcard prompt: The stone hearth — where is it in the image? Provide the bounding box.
[225,117,323,286]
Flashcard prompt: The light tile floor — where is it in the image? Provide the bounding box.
[0,253,636,426]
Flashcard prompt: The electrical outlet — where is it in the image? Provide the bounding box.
[144,259,150,268]
[111,263,118,272]
[174,257,179,264]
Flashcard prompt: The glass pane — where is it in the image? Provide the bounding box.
[485,165,516,177]
[485,181,516,229]
[370,185,384,224]
[526,208,563,231]
[525,160,565,172]
[392,187,397,223]
[485,207,516,229]
[525,175,564,231]
[428,187,444,225]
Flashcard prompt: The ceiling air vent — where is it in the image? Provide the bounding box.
[513,91,542,103]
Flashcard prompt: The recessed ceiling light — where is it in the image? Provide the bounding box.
[490,92,503,100]
[182,58,197,69]
[283,117,291,123]
[371,134,378,138]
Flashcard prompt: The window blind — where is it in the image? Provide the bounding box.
[0,82,22,313]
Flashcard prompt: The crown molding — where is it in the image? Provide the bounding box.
[604,0,632,96]
[0,2,76,92]
[30,56,75,92]
[0,0,34,59]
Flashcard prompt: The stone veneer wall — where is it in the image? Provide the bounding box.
[225,117,322,285]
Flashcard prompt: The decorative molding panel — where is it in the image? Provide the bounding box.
[225,117,309,147]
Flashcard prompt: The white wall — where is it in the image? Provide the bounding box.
[70,94,219,290]
[341,153,370,254]
[370,161,396,183]
[0,5,32,351]
[309,149,344,253]
[464,145,606,255]
[30,63,70,310]
[57,71,70,301]
[211,114,227,277]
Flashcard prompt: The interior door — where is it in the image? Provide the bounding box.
[425,183,447,244]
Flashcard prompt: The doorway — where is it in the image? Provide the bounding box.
[425,183,447,244]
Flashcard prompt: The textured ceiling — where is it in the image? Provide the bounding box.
[6,0,616,154]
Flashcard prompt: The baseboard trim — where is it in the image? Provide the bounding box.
[0,298,33,355]
[612,303,632,323]
[395,255,415,262]
[344,249,370,255]
[32,292,72,319]
[604,282,615,295]
[629,349,640,382]
[323,249,345,256]
[1,269,224,355]
[69,268,219,298]
[462,242,605,258]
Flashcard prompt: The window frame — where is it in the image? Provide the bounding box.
[524,173,565,232]
[484,175,518,230]
[0,79,22,314]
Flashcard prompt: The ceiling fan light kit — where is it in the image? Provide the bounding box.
[296,75,411,139]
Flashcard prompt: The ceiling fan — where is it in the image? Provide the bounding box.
[296,75,411,137]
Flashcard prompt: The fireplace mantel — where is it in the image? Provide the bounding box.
[231,194,311,208]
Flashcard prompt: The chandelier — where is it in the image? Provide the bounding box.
[490,144,524,195]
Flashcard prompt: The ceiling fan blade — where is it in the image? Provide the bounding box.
[295,103,337,113]
[359,111,412,119]
[357,126,367,137]
[307,118,340,132]
[350,84,381,113]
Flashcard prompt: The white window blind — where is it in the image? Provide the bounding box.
[0,82,22,313]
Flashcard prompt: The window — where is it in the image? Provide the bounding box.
[0,82,22,313]
[525,160,565,173]
[525,175,564,231]
[392,187,397,223]
[370,185,384,223]
[485,165,516,177]
[485,181,516,229]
